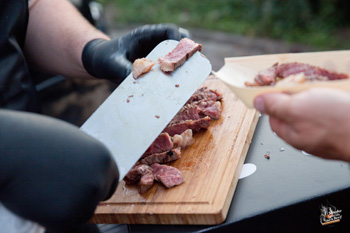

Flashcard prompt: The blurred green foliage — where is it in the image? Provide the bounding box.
[98,0,350,49]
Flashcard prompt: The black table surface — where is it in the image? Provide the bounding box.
[129,115,350,233]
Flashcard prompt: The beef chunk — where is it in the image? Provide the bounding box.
[245,62,349,86]
[165,87,222,135]
[142,133,173,158]
[171,100,221,123]
[186,87,222,103]
[151,163,183,188]
[172,129,194,149]
[277,62,349,80]
[169,87,222,126]
[195,100,222,120]
[163,116,211,137]
[138,172,155,194]
[169,105,202,124]
[123,164,153,185]
[140,147,181,165]
[248,62,278,86]
[158,38,202,72]
[124,164,155,194]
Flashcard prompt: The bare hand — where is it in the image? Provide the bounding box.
[254,88,350,162]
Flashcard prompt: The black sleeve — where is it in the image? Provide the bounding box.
[0,109,118,231]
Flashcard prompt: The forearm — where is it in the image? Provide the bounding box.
[24,0,110,79]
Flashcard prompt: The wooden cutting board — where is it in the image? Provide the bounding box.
[90,76,259,225]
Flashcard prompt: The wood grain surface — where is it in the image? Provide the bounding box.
[90,76,259,225]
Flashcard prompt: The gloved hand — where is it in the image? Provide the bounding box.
[82,24,190,82]
[0,109,118,231]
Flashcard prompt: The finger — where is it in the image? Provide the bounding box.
[130,24,181,40]
[126,24,182,60]
[269,116,290,138]
[109,55,133,82]
[269,116,303,149]
[255,92,293,123]
[179,27,192,39]
[152,23,182,40]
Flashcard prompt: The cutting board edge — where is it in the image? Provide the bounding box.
[90,211,226,225]
[219,109,260,220]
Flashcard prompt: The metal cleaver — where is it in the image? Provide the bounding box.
[81,40,212,181]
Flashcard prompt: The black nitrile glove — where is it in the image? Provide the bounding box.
[82,24,190,83]
[0,109,118,231]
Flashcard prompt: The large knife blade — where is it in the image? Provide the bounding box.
[81,40,212,181]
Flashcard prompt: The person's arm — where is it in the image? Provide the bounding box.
[25,0,109,79]
[254,88,350,162]
[0,109,118,231]
[24,0,186,82]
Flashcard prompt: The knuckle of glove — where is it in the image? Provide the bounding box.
[83,38,132,82]
[123,23,184,61]
[157,23,182,40]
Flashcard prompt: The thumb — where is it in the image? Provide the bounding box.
[254,92,293,121]
[111,55,133,81]
[124,24,182,61]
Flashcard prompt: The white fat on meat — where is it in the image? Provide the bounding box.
[172,129,194,149]
[132,58,156,79]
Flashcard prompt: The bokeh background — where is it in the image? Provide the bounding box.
[103,0,350,49]
[39,0,350,126]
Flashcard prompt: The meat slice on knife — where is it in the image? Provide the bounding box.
[132,58,156,79]
[151,163,183,188]
[158,38,202,72]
